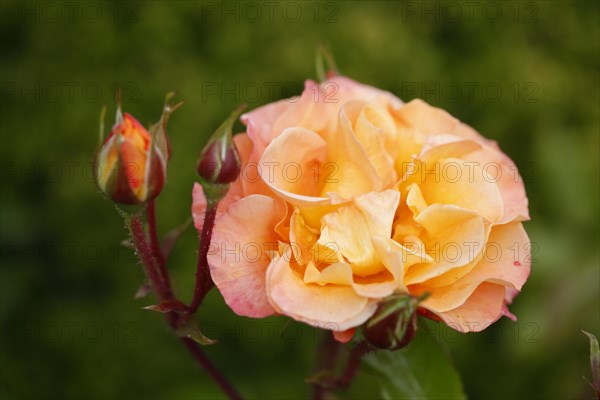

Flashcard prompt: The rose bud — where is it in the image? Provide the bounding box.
[196,105,246,185]
[95,108,166,206]
[363,294,424,351]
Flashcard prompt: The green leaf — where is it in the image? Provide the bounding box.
[160,217,192,260]
[305,370,337,389]
[582,330,600,394]
[359,320,466,400]
[186,328,217,346]
[143,299,188,314]
[315,43,339,82]
[175,317,217,346]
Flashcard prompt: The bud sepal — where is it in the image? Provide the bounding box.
[363,293,428,351]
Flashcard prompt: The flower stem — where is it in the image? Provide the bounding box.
[147,199,166,267]
[128,214,170,302]
[311,337,369,398]
[336,341,370,390]
[146,200,174,301]
[189,203,218,314]
[180,337,243,400]
[127,212,242,399]
[312,332,343,400]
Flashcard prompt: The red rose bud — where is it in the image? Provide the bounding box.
[197,142,240,184]
[95,108,167,206]
[363,293,424,351]
[196,104,246,185]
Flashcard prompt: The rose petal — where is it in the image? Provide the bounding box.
[302,258,398,299]
[333,328,355,343]
[207,194,284,318]
[454,123,529,223]
[343,101,398,187]
[469,147,530,223]
[321,108,383,199]
[371,235,414,293]
[242,77,400,158]
[416,221,530,310]
[405,204,488,284]
[318,190,400,276]
[428,282,506,332]
[392,99,457,168]
[394,99,459,136]
[417,157,504,223]
[405,183,428,216]
[266,250,377,331]
[259,127,331,207]
[418,134,482,163]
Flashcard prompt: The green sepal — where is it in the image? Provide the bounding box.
[582,330,600,395]
[315,43,340,82]
[199,179,230,208]
[175,317,217,346]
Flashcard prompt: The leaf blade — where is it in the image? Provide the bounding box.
[358,320,466,400]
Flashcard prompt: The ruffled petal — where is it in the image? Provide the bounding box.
[428,282,506,332]
[317,190,400,276]
[405,204,488,284]
[320,108,383,199]
[417,157,504,223]
[342,101,398,187]
[207,195,284,317]
[266,251,378,331]
[258,127,331,207]
[414,222,530,312]
[453,124,529,223]
[302,258,399,299]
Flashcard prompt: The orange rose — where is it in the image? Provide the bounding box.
[192,77,530,336]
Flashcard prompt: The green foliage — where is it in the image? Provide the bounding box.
[582,330,600,396]
[360,323,465,400]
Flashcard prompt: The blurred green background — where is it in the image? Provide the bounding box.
[1,1,598,399]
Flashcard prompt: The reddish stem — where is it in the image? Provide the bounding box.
[311,338,368,399]
[336,341,370,390]
[312,333,343,400]
[147,199,166,266]
[147,200,173,301]
[189,204,218,314]
[129,216,170,301]
[180,337,243,400]
[128,213,242,399]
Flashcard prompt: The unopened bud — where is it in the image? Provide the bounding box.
[363,293,425,350]
[196,105,246,185]
[95,111,166,206]
[94,94,180,209]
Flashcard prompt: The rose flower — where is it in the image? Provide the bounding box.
[192,77,530,339]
